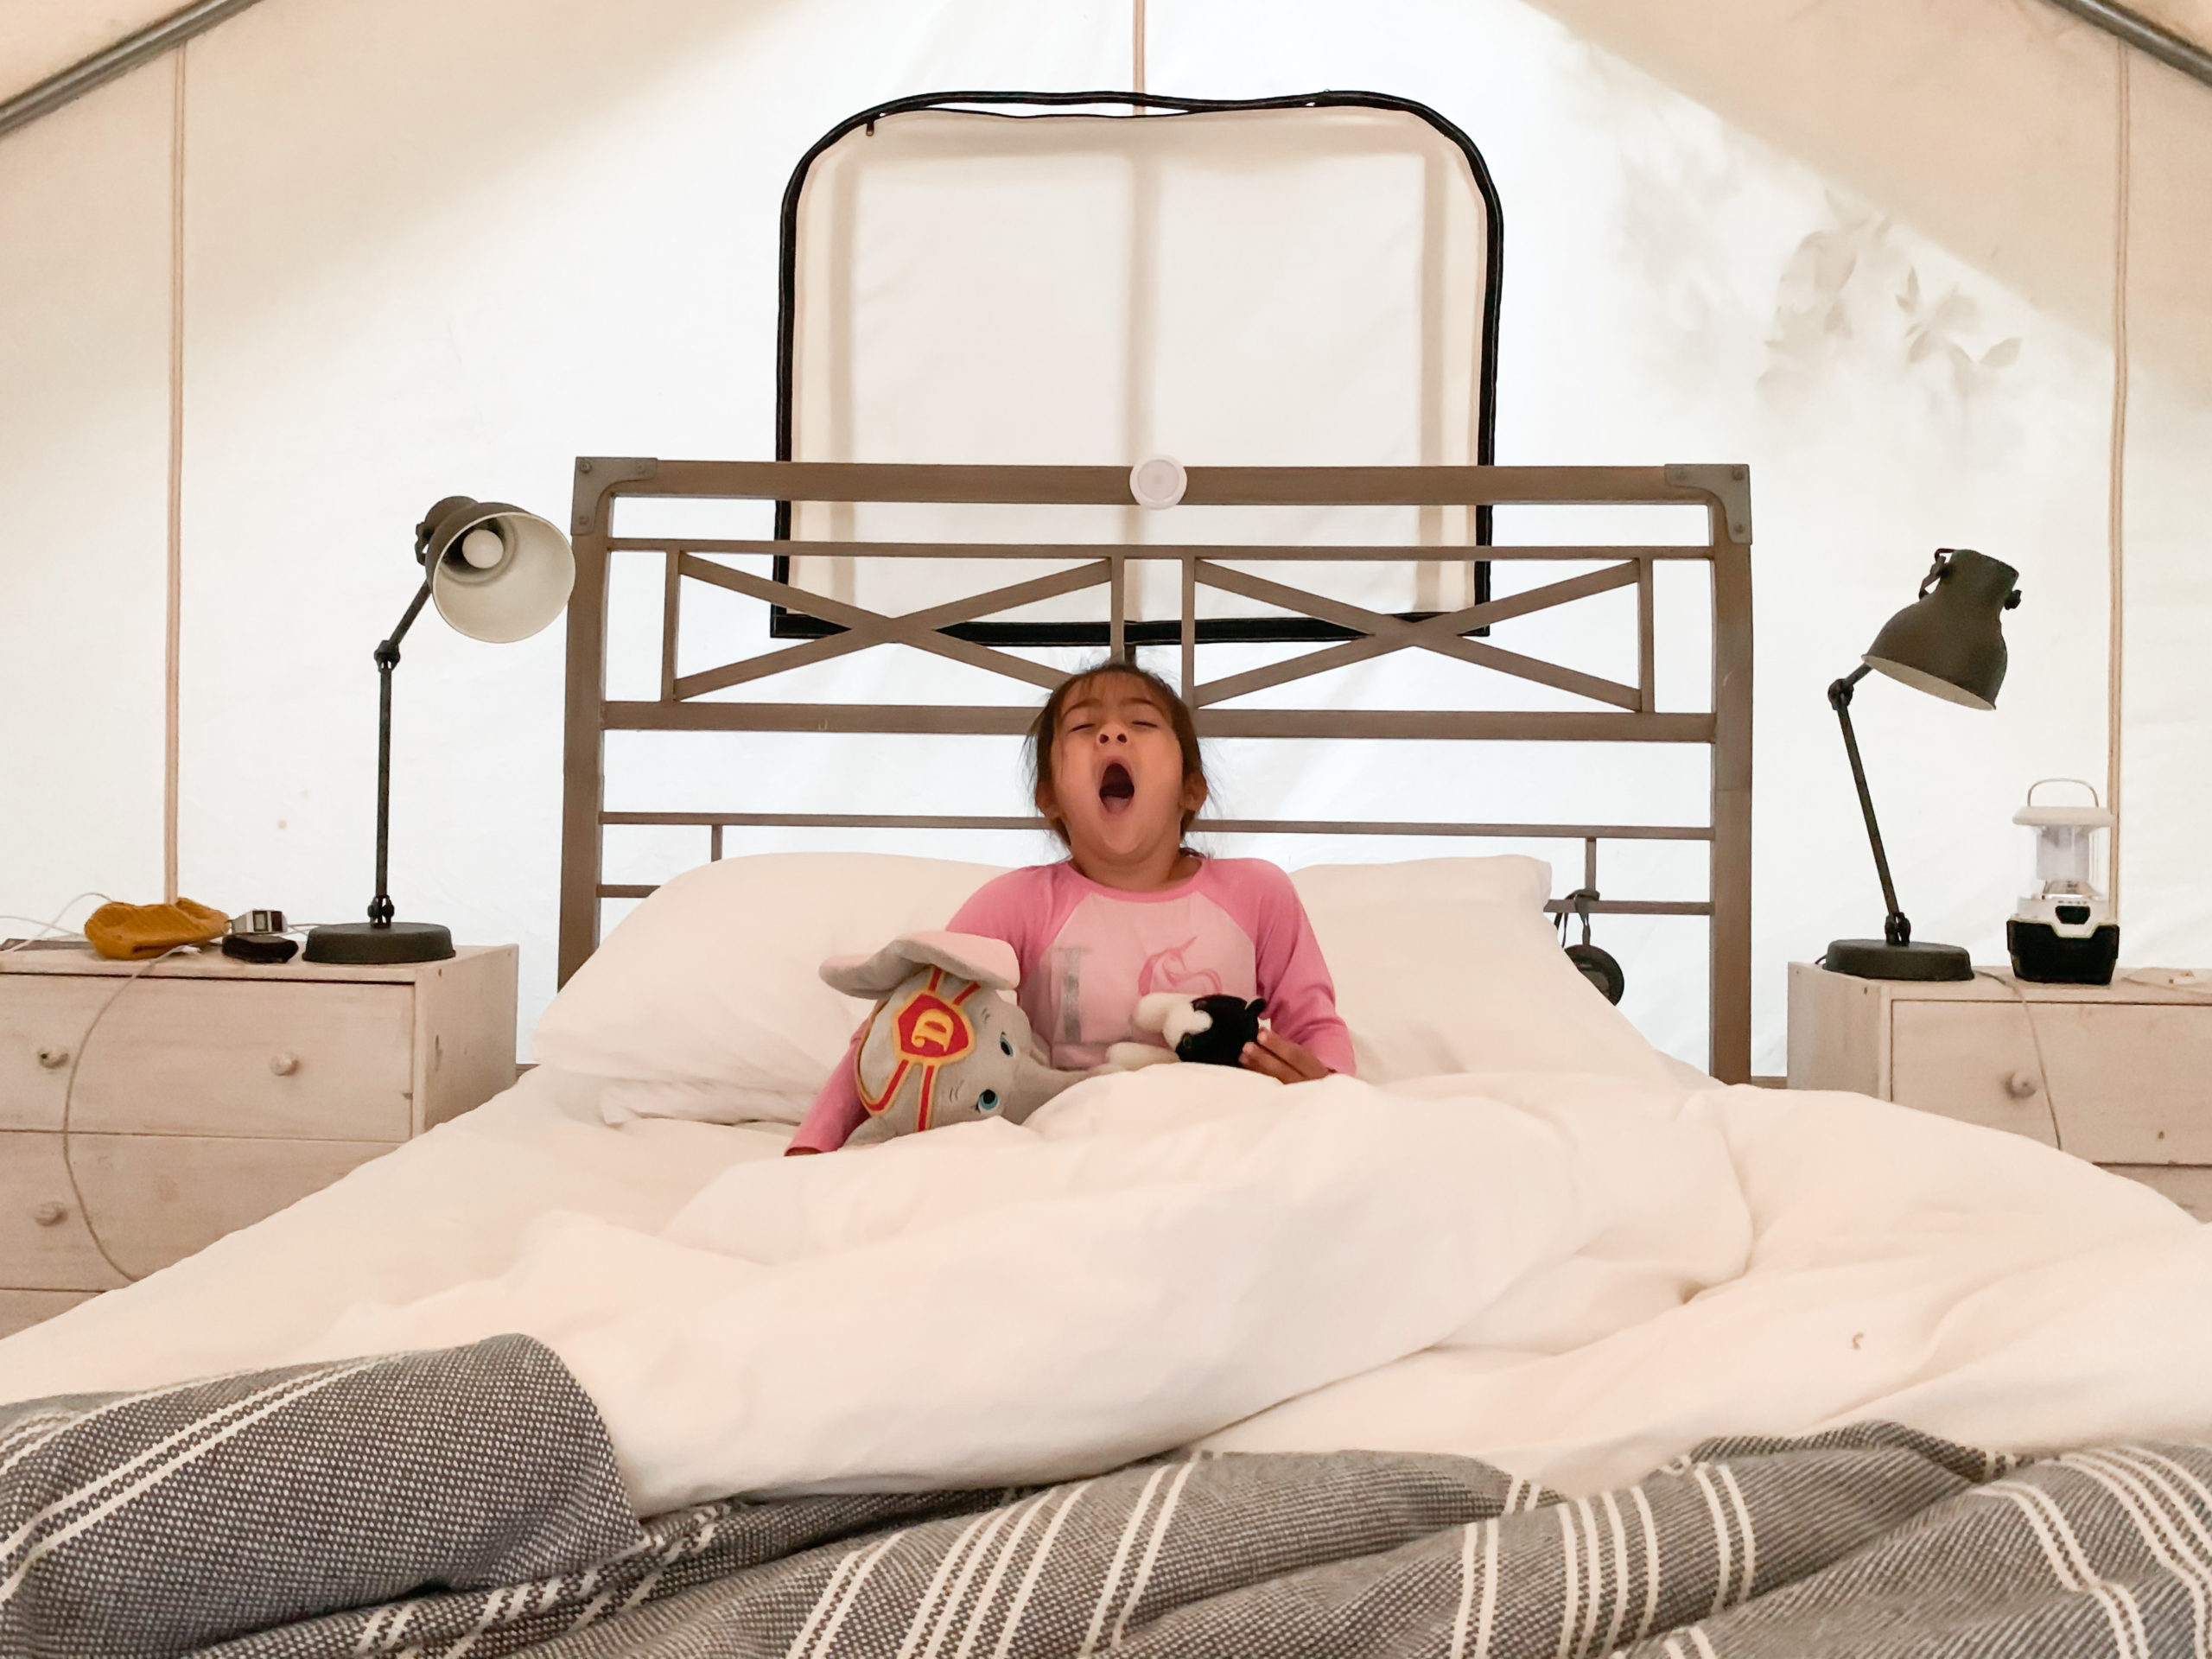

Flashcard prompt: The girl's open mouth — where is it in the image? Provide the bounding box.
[1098,761,1135,815]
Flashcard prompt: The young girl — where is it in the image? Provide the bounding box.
[785,662,1353,1154]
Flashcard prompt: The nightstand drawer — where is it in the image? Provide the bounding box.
[1890,1003,2059,1146]
[0,1131,129,1290]
[1890,1000,2212,1161]
[0,1290,99,1338]
[66,981,414,1142]
[71,1132,396,1278]
[2105,1166,2212,1220]
[2018,1002,2212,1163]
[0,1129,393,1285]
[0,977,111,1131]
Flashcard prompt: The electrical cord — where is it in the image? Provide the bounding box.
[1973,969,2065,1147]
[51,944,202,1286]
[0,892,117,952]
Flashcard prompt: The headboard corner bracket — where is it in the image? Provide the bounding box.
[1664,462,1752,545]
[571,457,662,534]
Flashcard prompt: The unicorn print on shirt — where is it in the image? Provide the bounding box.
[1139,937,1226,998]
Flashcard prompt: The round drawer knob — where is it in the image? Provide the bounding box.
[35,1047,69,1071]
[31,1202,67,1228]
[2006,1071,2041,1099]
[269,1052,299,1077]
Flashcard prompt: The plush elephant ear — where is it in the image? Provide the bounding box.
[821,931,1020,998]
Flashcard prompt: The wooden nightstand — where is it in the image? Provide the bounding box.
[1787,961,2212,1217]
[0,944,518,1335]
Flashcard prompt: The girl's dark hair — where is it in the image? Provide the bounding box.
[1027,661,1208,843]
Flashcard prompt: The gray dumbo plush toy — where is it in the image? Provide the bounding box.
[820,931,1090,1146]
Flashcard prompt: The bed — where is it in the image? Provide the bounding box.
[5,461,2212,1659]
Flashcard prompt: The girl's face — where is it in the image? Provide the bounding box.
[1039,675,1205,874]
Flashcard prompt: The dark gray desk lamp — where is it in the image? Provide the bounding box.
[1824,547,2022,982]
[305,497,575,966]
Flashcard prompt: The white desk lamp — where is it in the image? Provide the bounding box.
[304,497,574,965]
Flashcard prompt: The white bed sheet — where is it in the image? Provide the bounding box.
[0,1066,790,1402]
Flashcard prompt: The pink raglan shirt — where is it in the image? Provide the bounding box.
[789,857,1354,1152]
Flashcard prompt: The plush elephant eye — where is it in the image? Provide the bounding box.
[978,1090,1000,1111]
[999,1035,1014,1057]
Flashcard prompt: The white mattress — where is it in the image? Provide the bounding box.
[0,1066,791,1402]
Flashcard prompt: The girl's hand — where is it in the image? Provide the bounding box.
[1241,1028,1331,1084]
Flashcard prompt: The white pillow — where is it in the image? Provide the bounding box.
[535,849,1674,1124]
[1291,857,1675,1089]
[533,854,1006,1122]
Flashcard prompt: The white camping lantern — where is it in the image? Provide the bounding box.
[2007,778,2119,985]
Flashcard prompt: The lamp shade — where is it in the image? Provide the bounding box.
[416,496,575,644]
[1860,547,2021,709]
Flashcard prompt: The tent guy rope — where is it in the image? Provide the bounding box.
[164,47,186,903]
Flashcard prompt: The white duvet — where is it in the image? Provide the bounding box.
[5,1063,2209,1518]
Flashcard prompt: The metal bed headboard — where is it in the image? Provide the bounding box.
[560,460,1753,1081]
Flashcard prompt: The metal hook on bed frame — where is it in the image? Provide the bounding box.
[1552,828,1629,1007]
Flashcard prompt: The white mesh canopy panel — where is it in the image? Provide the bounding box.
[774,92,1503,639]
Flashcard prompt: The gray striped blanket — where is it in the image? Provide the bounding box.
[4,1335,2209,1658]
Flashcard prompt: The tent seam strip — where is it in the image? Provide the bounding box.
[2106,44,2130,918]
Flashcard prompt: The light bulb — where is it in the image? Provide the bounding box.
[458,525,505,569]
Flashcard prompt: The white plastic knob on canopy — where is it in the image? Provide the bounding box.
[2012,778,2113,898]
[1128,455,1187,511]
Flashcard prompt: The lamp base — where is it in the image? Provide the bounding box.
[303,920,454,964]
[1822,938,1974,981]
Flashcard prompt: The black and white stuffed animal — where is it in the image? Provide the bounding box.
[1105,991,1267,1070]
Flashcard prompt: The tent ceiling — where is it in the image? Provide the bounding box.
[3,0,2208,126]
[2137,0,2212,41]
[0,1,195,105]
[1523,0,2211,388]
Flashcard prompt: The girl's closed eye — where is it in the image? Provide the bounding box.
[1030,664,1209,893]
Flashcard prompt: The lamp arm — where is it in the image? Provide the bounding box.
[368,580,435,926]
[1828,664,1911,946]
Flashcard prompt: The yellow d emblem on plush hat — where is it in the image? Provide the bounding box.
[894,989,974,1064]
[856,969,981,1132]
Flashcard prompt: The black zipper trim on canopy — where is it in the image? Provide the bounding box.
[766,89,1504,649]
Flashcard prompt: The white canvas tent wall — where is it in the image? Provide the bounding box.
[1,0,2206,1073]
